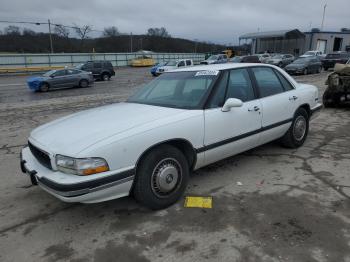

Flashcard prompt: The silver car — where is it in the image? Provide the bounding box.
[27,69,94,92]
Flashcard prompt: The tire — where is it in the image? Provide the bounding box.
[101,73,110,81]
[323,67,328,71]
[39,82,49,92]
[303,68,308,75]
[79,79,89,88]
[133,145,190,210]
[280,108,309,148]
[317,66,322,73]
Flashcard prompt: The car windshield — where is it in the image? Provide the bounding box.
[207,55,218,60]
[166,61,177,66]
[127,71,218,109]
[158,62,168,67]
[230,57,241,62]
[272,55,282,59]
[43,70,57,77]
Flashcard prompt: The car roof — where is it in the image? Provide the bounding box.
[173,63,272,72]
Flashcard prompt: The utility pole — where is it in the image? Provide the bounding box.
[48,19,54,53]
[321,4,327,31]
[130,32,133,53]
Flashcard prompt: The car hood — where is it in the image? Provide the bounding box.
[286,63,305,69]
[29,102,186,156]
[27,76,47,82]
[268,59,281,63]
[159,65,176,71]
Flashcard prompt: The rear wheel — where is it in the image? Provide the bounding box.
[102,73,110,81]
[79,79,89,88]
[303,68,308,75]
[317,66,322,73]
[133,145,189,210]
[280,108,309,148]
[40,82,49,92]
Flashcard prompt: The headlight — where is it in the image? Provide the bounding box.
[56,155,109,176]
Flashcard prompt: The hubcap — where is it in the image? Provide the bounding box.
[103,75,109,81]
[293,116,306,141]
[151,158,182,198]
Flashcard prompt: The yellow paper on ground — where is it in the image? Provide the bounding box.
[184,196,212,208]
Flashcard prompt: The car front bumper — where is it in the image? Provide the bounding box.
[20,146,134,203]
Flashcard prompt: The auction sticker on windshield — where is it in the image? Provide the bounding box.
[195,70,219,76]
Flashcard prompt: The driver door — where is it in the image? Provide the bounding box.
[203,69,262,166]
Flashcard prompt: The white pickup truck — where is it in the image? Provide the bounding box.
[156,59,194,75]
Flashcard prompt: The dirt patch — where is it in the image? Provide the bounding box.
[42,241,74,261]
[93,241,150,262]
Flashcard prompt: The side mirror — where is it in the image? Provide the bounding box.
[222,98,243,112]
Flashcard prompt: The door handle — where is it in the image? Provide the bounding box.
[248,106,260,112]
[289,96,298,101]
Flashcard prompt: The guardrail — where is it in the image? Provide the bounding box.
[0,52,205,73]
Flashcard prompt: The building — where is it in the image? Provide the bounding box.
[239,29,350,55]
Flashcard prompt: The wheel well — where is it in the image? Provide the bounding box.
[136,139,197,171]
[101,71,110,76]
[299,104,311,118]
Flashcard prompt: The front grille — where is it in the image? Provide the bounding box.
[28,141,52,169]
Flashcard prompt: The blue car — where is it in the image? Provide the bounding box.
[27,69,94,92]
[150,62,168,76]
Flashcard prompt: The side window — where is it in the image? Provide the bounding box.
[208,71,228,108]
[226,69,255,102]
[186,60,192,66]
[84,63,93,70]
[52,70,66,77]
[67,69,80,75]
[252,67,284,97]
[178,61,185,67]
[274,70,294,91]
[94,62,102,68]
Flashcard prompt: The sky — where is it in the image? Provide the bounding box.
[0,0,349,44]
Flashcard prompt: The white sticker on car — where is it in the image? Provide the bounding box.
[195,70,219,76]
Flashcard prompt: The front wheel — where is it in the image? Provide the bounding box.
[40,82,49,92]
[133,145,189,210]
[280,108,309,148]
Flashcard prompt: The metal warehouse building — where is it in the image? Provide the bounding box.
[239,29,350,55]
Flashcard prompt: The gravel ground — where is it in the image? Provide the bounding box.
[0,68,349,262]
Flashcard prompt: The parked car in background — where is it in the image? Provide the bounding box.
[322,52,350,71]
[156,59,193,74]
[266,54,294,67]
[150,62,168,76]
[258,53,271,63]
[20,63,321,209]
[27,69,94,92]
[229,56,243,63]
[200,54,227,65]
[300,50,324,58]
[284,57,322,75]
[130,55,155,67]
[240,55,261,63]
[76,61,115,81]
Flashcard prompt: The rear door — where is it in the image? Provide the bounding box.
[250,67,298,144]
[203,68,262,165]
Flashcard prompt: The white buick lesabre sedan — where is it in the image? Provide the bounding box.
[20,63,322,209]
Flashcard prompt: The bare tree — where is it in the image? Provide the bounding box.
[103,26,119,37]
[22,28,36,36]
[74,24,92,50]
[147,27,171,38]
[54,25,70,38]
[4,25,21,35]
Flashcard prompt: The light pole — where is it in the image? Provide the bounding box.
[130,32,133,53]
[48,19,54,53]
[321,4,327,31]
